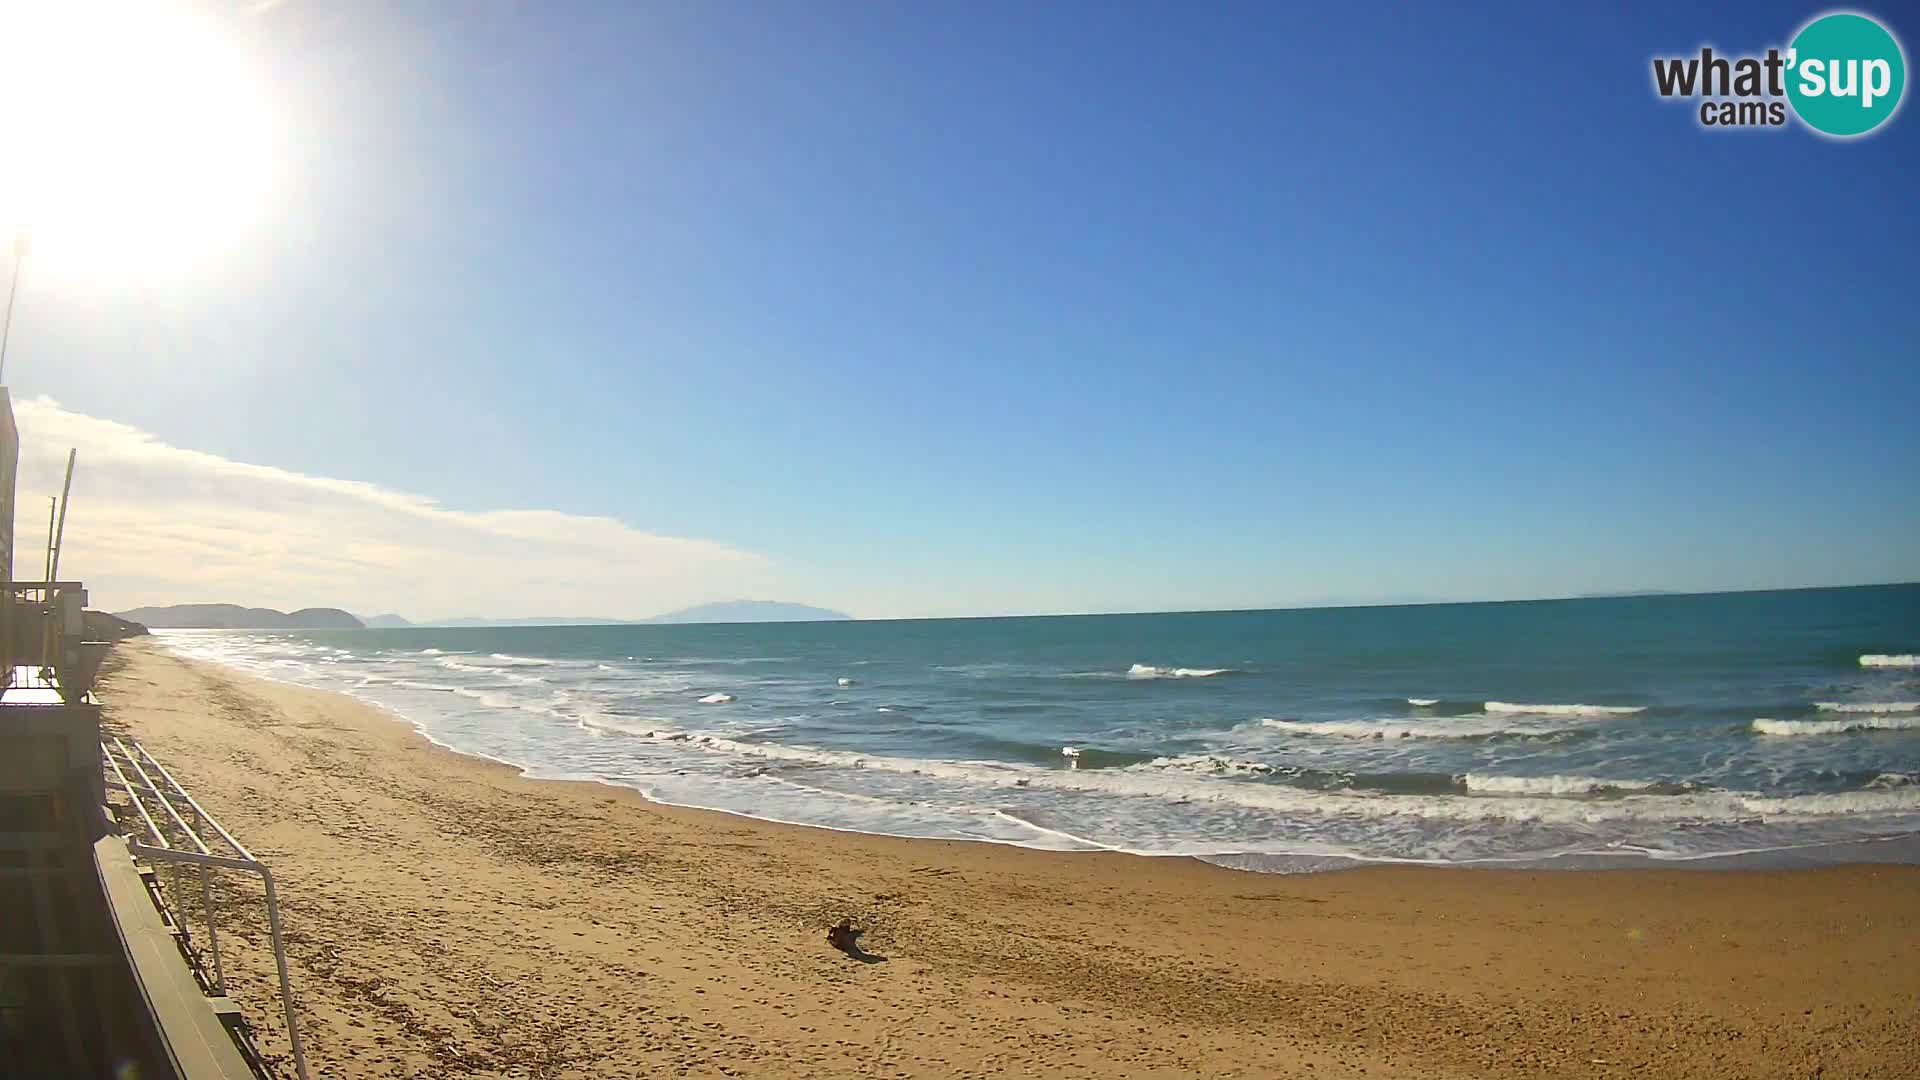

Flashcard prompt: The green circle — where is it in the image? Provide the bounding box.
[1787,13,1906,137]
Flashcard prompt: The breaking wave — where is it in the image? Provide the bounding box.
[583,724,1920,826]
[1859,654,1919,668]
[1751,715,1920,736]
[1256,716,1586,740]
[1462,773,1670,796]
[1815,701,1920,714]
[1126,663,1233,679]
[1483,701,1646,716]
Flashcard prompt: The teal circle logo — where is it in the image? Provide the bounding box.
[1786,12,1906,137]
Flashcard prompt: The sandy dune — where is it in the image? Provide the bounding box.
[98,640,1920,1079]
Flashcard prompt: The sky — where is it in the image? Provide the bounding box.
[1,0,1916,620]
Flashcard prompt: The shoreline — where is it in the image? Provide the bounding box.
[164,635,1920,877]
[98,639,1920,1078]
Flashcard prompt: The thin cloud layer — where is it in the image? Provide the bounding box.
[10,397,771,619]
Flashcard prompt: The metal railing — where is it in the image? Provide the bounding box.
[100,736,311,1080]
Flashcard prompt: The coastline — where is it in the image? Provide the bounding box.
[99,639,1920,1078]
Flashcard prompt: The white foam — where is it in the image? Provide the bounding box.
[1407,698,1439,707]
[837,677,855,687]
[697,693,735,704]
[1126,663,1231,679]
[418,648,446,656]
[1860,654,1919,668]
[1483,701,1645,716]
[1140,754,1278,778]
[449,685,553,714]
[1814,701,1920,714]
[628,727,1920,826]
[1463,773,1664,796]
[1752,715,1920,736]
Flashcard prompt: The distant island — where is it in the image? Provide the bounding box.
[116,604,365,629]
[644,601,851,625]
[358,601,853,628]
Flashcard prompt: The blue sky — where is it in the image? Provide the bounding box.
[3,0,1917,619]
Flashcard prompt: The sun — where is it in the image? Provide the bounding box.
[0,1,283,285]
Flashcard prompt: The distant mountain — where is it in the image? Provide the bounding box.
[422,616,633,627]
[362,614,415,628]
[116,604,365,629]
[644,601,852,624]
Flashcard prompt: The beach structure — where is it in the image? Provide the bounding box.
[0,386,305,1078]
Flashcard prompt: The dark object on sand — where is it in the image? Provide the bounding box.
[826,918,863,954]
[825,918,887,962]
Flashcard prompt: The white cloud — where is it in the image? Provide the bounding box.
[9,397,774,619]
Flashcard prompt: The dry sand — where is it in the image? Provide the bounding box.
[97,639,1919,1079]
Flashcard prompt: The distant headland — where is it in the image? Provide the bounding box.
[115,604,366,629]
[114,600,852,629]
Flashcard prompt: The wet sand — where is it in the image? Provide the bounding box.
[98,639,1920,1079]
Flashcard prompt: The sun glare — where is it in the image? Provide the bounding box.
[0,1,282,284]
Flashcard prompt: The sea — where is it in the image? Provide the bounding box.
[155,584,1920,873]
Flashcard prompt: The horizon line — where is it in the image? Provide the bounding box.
[124,579,1917,628]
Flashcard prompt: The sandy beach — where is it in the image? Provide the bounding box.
[97,639,1919,1079]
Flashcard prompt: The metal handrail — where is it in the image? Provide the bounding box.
[101,737,311,1080]
[112,739,228,995]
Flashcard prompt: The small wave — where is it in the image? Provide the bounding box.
[1257,716,1587,741]
[418,648,446,656]
[487,653,552,667]
[1859,654,1919,668]
[1407,698,1439,707]
[837,677,855,687]
[1815,701,1920,714]
[698,692,736,704]
[1483,701,1645,717]
[393,680,459,693]
[1752,715,1920,736]
[1867,772,1917,789]
[1127,663,1232,679]
[1462,773,1669,797]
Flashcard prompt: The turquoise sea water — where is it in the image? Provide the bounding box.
[159,584,1920,871]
